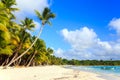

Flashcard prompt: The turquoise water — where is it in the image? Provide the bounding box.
[69,66,120,76]
[68,66,120,80]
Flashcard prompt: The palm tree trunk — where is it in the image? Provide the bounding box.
[4,25,44,68]
[14,58,21,66]
[18,58,21,65]
[1,57,9,66]
[26,51,37,67]
[6,43,22,66]
[25,54,33,65]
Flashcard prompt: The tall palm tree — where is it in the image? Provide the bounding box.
[5,7,55,68]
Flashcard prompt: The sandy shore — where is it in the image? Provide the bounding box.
[0,66,109,80]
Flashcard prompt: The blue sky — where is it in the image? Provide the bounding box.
[15,0,120,60]
[42,0,120,48]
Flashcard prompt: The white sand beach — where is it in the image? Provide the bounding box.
[0,66,110,80]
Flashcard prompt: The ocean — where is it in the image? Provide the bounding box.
[68,66,120,80]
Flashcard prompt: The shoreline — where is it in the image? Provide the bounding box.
[66,65,120,80]
[0,65,119,80]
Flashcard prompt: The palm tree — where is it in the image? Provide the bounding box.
[44,48,54,64]
[26,37,47,67]
[0,0,18,30]
[5,18,35,66]
[0,0,19,51]
[0,0,19,66]
[4,7,55,68]
[20,17,35,30]
[1,0,19,19]
[1,0,19,34]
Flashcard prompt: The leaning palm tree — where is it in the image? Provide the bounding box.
[5,7,55,68]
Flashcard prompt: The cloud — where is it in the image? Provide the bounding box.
[14,0,49,21]
[54,27,120,60]
[54,48,65,58]
[109,18,120,35]
[34,21,41,30]
[61,27,98,50]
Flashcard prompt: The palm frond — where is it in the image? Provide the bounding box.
[1,31,11,41]
[1,0,17,8]
[0,23,8,31]
[46,21,52,26]
[20,17,35,30]
[0,46,13,55]
[45,13,55,20]
[0,13,9,22]
[42,7,50,18]
[35,10,43,20]
[11,34,20,44]
[9,8,19,11]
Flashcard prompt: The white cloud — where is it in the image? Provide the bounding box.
[54,48,66,58]
[34,21,41,30]
[55,27,120,60]
[14,0,49,21]
[109,18,120,35]
[97,41,112,51]
[61,27,98,51]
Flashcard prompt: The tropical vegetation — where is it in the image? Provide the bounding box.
[0,0,56,67]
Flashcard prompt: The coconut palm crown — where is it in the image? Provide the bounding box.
[35,7,55,25]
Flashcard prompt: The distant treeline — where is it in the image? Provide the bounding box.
[50,57,120,66]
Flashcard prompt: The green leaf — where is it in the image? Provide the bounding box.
[46,21,52,26]
[35,10,43,20]
[0,46,13,55]
[0,23,8,31]
[42,7,50,18]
